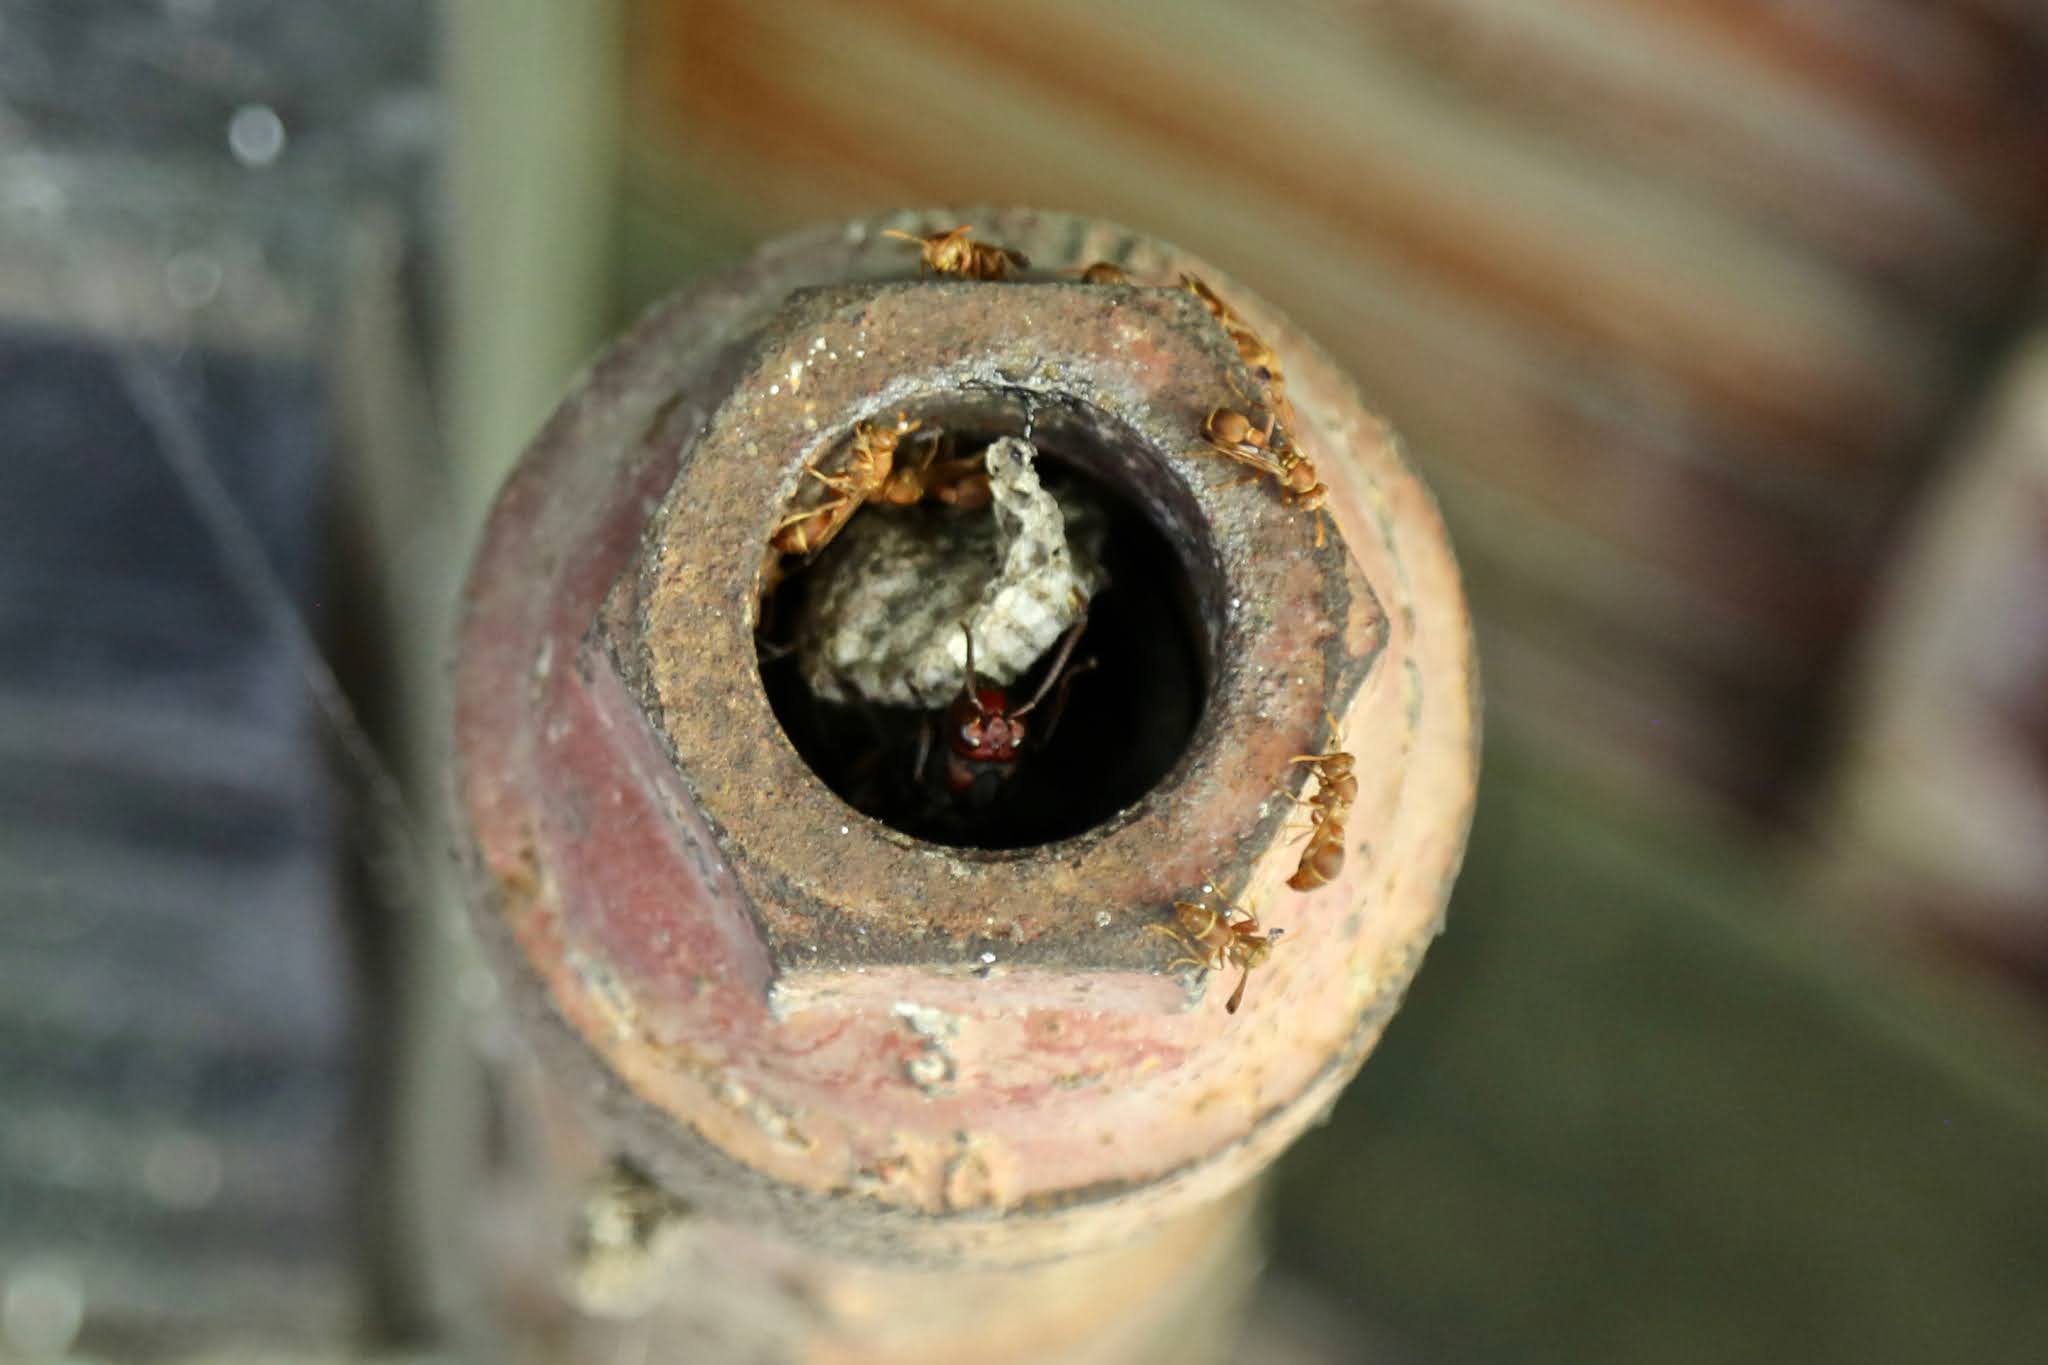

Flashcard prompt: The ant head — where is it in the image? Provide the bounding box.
[947,689,1024,763]
[943,619,1086,766]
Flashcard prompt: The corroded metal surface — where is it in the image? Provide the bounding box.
[453,208,1478,1269]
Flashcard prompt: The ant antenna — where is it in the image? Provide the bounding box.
[1012,617,1088,718]
[959,625,989,715]
[1031,656,1096,745]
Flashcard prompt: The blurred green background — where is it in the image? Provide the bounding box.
[1275,739,2048,1362]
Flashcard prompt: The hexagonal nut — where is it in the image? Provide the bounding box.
[454,209,1479,1266]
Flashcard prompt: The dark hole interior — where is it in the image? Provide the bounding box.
[755,396,1210,850]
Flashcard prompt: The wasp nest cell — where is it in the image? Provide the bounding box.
[758,406,1207,851]
[794,436,1109,707]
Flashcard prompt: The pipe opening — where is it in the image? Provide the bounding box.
[756,391,1213,849]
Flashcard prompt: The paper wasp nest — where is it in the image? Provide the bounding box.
[794,436,1108,707]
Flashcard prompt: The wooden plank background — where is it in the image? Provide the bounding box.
[615,0,2048,815]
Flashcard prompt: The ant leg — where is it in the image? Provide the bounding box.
[800,464,863,502]
[1030,657,1097,745]
[911,716,933,784]
[1013,616,1090,718]
[1143,924,1213,973]
[1143,925,1202,970]
[1190,445,1280,491]
[775,496,849,531]
[958,625,988,714]
[1281,808,1328,844]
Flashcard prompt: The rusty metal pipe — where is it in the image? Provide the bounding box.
[451,209,1478,1360]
